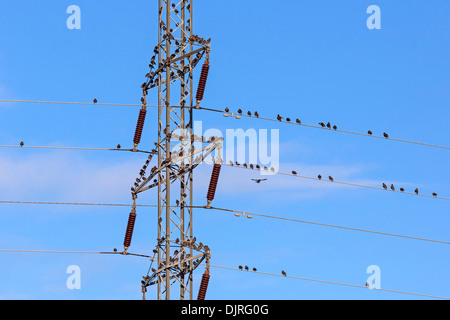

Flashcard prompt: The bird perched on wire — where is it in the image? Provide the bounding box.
[390,184,395,191]
[326,122,331,129]
[318,175,322,180]
[319,122,326,128]
[245,266,249,271]
[281,270,287,277]
[382,183,388,190]
[296,119,301,124]
[252,179,267,184]
[400,188,405,192]
[415,188,419,195]
[225,107,229,113]
[328,176,334,182]
[432,192,437,197]
[117,144,121,149]
[237,109,242,114]
[253,267,257,272]
[254,111,259,118]
[277,114,283,121]
[383,132,389,139]
[368,130,373,135]
[333,125,338,130]
[286,118,291,122]
[292,170,297,175]
[93,99,98,103]
[20,141,24,147]
[247,111,252,116]
[238,265,243,271]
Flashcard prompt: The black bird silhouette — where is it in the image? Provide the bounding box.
[238,265,243,270]
[432,192,437,197]
[318,175,322,180]
[254,111,259,118]
[93,99,97,103]
[286,118,291,122]
[225,107,229,112]
[277,114,283,121]
[333,125,338,130]
[117,144,121,149]
[237,109,242,114]
[20,141,24,147]
[382,183,388,190]
[281,270,287,277]
[245,266,249,271]
[368,130,373,135]
[326,122,331,129]
[296,119,301,124]
[319,122,326,128]
[253,267,257,272]
[292,171,297,175]
[383,132,389,139]
[329,176,334,182]
[400,188,405,192]
[247,111,252,116]
[252,179,267,184]
[415,188,419,195]
[391,184,395,191]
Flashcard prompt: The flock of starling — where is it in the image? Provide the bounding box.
[381,183,438,197]
[237,265,287,276]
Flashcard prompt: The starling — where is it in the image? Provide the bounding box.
[281,270,287,277]
[254,111,259,118]
[415,188,419,195]
[253,267,257,272]
[247,111,252,116]
[390,184,395,191]
[277,114,283,121]
[432,192,437,197]
[329,176,334,182]
[225,107,229,113]
[250,164,254,169]
[326,122,331,129]
[383,132,389,139]
[333,125,338,130]
[318,175,322,180]
[286,118,291,122]
[296,119,301,124]
[252,179,267,184]
[235,161,240,166]
[292,171,297,175]
[93,99,97,103]
[237,109,242,114]
[368,130,373,135]
[245,266,249,271]
[400,188,405,192]
[365,282,370,287]
[113,248,117,252]
[256,165,260,169]
[117,144,121,149]
[20,141,24,147]
[238,265,243,270]
[319,122,325,128]
[382,183,387,190]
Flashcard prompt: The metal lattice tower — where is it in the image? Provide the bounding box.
[127,0,219,300]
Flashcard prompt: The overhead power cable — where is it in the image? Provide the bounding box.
[0,144,152,154]
[208,264,450,300]
[221,163,449,201]
[1,99,449,151]
[1,200,448,246]
[0,248,446,299]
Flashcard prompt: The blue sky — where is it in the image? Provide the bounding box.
[0,0,449,300]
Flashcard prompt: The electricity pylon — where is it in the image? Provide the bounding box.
[128,0,218,300]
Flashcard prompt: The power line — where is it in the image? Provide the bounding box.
[0,144,152,154]
[221,163,449,201]
[0,247,446,299]
[1,200,448,246]
[3,99,449,151]
[208,264,450,300]
[0,249,152,258]
[207,206,450,246]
